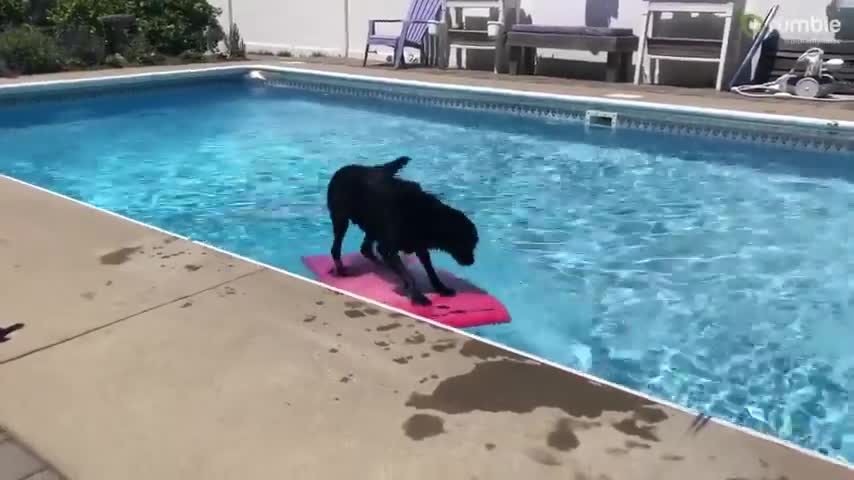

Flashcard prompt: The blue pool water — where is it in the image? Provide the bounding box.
[1,77,852,462]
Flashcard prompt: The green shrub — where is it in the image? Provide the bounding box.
[56,26,105,65]
[47,0,223,56]
[47,0,127,35]
[131,0,222,55]
[0,25,62,74]
[0,0,27,26]
[204,21,224,54]
[26,0,56,25]
[5,0,224,72]
[178,49,203,62]
[0,0,56,27]
[138,51,166,65]
[100,13,135,54]
[122,31,152,63]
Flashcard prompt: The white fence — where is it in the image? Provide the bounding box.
[210,0,846,86]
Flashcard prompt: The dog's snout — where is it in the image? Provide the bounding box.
[457,253,475,266]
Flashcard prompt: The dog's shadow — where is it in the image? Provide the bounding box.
[342,254,486,298]
[0,323,25,343]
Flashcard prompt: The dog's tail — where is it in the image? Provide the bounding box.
[377,156,410,176]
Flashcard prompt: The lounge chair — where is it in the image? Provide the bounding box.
[505,26,639,82]
[634,1,735,91]
[362,0,443,68]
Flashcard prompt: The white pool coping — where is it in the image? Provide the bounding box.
[0,66,852,470]
[1,64,853,133]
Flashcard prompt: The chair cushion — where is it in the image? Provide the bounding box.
[367,35,425,49]
[367,35,401,46]
[511,25,634,36]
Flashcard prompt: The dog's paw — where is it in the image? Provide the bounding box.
[412,294,432,306]
[329,267,350,277]
[437,287,456,297]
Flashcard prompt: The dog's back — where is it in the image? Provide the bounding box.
[328,156,476,259]
[327,156,411,223]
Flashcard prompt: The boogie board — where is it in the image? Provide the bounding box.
[301,252,511,328]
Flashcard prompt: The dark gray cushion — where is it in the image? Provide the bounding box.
[511,25,634,36]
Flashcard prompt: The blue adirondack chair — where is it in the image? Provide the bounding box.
[363,0,444,68]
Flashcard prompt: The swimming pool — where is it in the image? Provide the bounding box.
[1,69,852,463]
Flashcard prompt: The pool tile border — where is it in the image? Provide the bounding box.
[0,69,243,107]
[262,73,854,154]
[1,64,851,154]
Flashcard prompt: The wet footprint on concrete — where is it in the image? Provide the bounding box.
[404,332,426,345]
[431,339,457,352]
[376,322,401,332]
[393,355,414,365]
[99,246,141,265]
[402,414,445,440]
[547,418,580,451]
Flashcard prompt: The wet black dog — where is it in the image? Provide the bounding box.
[326,156,478,306]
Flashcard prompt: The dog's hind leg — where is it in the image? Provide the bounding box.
[379,245,430,306]
[360,235,381,264]
[330,213,350,276]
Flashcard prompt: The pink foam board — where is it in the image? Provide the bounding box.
[302,253,511,328]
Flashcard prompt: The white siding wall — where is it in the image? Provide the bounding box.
[211,0,842,84]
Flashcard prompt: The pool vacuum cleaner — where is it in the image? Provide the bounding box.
[732,47,854,101]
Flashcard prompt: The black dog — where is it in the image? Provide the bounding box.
[326,156,478,306]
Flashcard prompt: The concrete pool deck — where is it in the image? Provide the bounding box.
[1,65,852,479]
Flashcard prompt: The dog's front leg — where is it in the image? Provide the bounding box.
[380,247,431,306]
[416,250,455,297]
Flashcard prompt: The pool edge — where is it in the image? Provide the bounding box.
[3,64,851,153]
[2,63,852,131]
[258,65,854,130]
